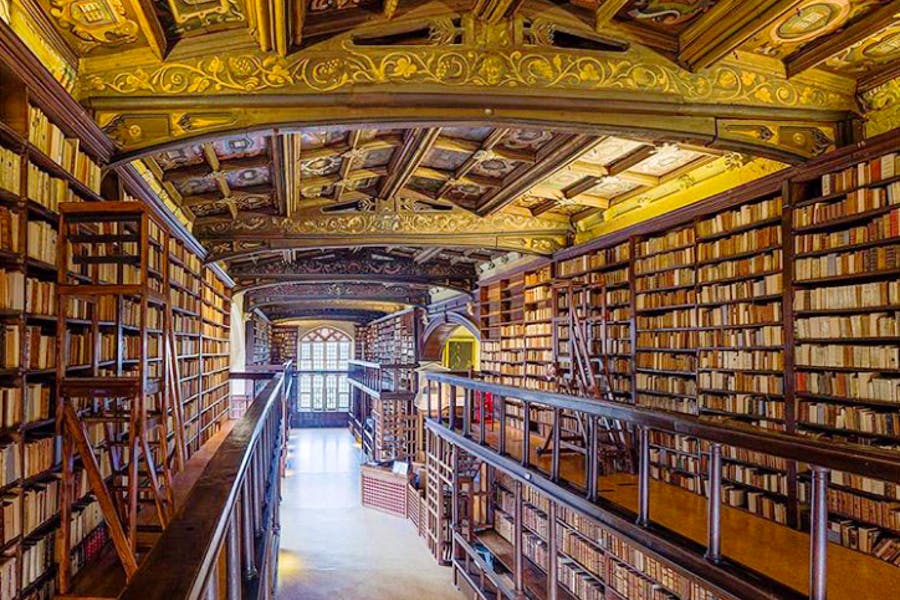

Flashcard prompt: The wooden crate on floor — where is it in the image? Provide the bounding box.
[360,464,408,518]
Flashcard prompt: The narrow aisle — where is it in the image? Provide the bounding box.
[277,428,462,600]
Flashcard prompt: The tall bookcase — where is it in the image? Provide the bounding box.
[0,53,234,598]
[474,135,900,567]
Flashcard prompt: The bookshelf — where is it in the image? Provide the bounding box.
[0,56,234,598]
[791,151,900,564]
[247,311,271,366]
[473,468,721,600]
[271,326,298,365]
[352,310,420,462]
[473,138,900,566]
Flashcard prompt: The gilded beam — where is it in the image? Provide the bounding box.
[80,33,854,110]
[196,204,570,260]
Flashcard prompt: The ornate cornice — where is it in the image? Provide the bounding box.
[231,249,477,291]
[266,308,389,323]
[199,206,570,260]
[244,281,431,309]
[80,33,853,112]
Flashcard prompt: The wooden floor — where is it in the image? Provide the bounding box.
[482,425,900,600]
[61,421,237,598]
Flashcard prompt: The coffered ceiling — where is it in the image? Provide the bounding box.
[11,0,900,323]
[26,0,900,84]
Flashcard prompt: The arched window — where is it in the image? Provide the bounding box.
[297,327,352,412]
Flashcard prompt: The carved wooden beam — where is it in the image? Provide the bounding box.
[245,281,431,309]
[414,246,443,264]
[265,307,389,323]
[228,248,477,291]
[182,184,274,206]
[162,154,271,182]
[131,0,169,60]
[473,0,526,24]
[785,0,900,77]
[679,0,801,71]
[247,0,293,55]
[593,0,629,32]
[476,134,600,216]
[271,134,288,215]
[379,127,443,200]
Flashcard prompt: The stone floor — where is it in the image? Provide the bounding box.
[276,428,462,600]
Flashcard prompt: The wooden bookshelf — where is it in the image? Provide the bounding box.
[473,137,900,567]
[472,468,721,600]
[270,326,297,365]
[0,55,234,598]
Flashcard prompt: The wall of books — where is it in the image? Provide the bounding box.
[475,138,900,567]
[247,312,272,366]
[355,308,419,366]
[0,60,233,597]
[271,326,298,365]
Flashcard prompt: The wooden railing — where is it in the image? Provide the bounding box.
[424,373,900,600]
[119,363,292,600]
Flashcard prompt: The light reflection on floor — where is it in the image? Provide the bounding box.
[276,428,462,599]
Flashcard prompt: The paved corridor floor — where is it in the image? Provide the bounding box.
[276,428,462,600]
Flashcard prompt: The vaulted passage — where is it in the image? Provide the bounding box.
[0,3,899,600]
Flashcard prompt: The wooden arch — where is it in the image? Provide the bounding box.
[420,310,480,362]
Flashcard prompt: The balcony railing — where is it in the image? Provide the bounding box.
[119,362,292,600]
[424,372,900,600]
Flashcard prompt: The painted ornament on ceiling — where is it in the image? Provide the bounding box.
[625,0,715,28]
[50,0,140,49]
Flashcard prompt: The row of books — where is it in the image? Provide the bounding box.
[27,105,101,192]
[697,225,781,261]
[795,186,898,229]
[701,394,784,420]
[796,313,897,339]
[0,146,20,196]
[23,436,57,477]
[634,267,694,292]
[25,221,55,263]
[800,402,900,438]
[794,208,900,254]
[794,280,899,310]
[699,303,782,327]
[696,196,783,237]
[557,243,630,277]
[635,289,694,310]
[698,274,781,304]
[636,228,694,257]
[794,244,900,280]
[697,253,781,283]
[634,248,695,275]
[821,153,898,194]
[27,164,73,211]
[636,352,694,373]
[698,349,784,370]
[698,371,784,395]
[796,344,899,370]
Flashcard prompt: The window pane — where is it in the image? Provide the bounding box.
[296,327,352,413]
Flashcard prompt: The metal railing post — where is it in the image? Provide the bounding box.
[810,466,829,600]
[637,426,650,526]
[706,443,722,562]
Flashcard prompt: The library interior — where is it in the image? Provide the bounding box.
[0,1,899,599]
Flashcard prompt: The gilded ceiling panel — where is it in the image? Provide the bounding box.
[41,0,149,55]
[307,0,378,12]
[631,145,704,176]
[743,0,889,60]
[501,129,555,152]
[821,21,900,75]
[422,148,469,171]
[225,166,270,188]
[590,176,640,199]
[154,0,245,37]
[616,0,716,34]
[581,137,645,166]
[155,143,205,169]
[212,133,268,160]
[441,126,494,142]
[469,157,520,179]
